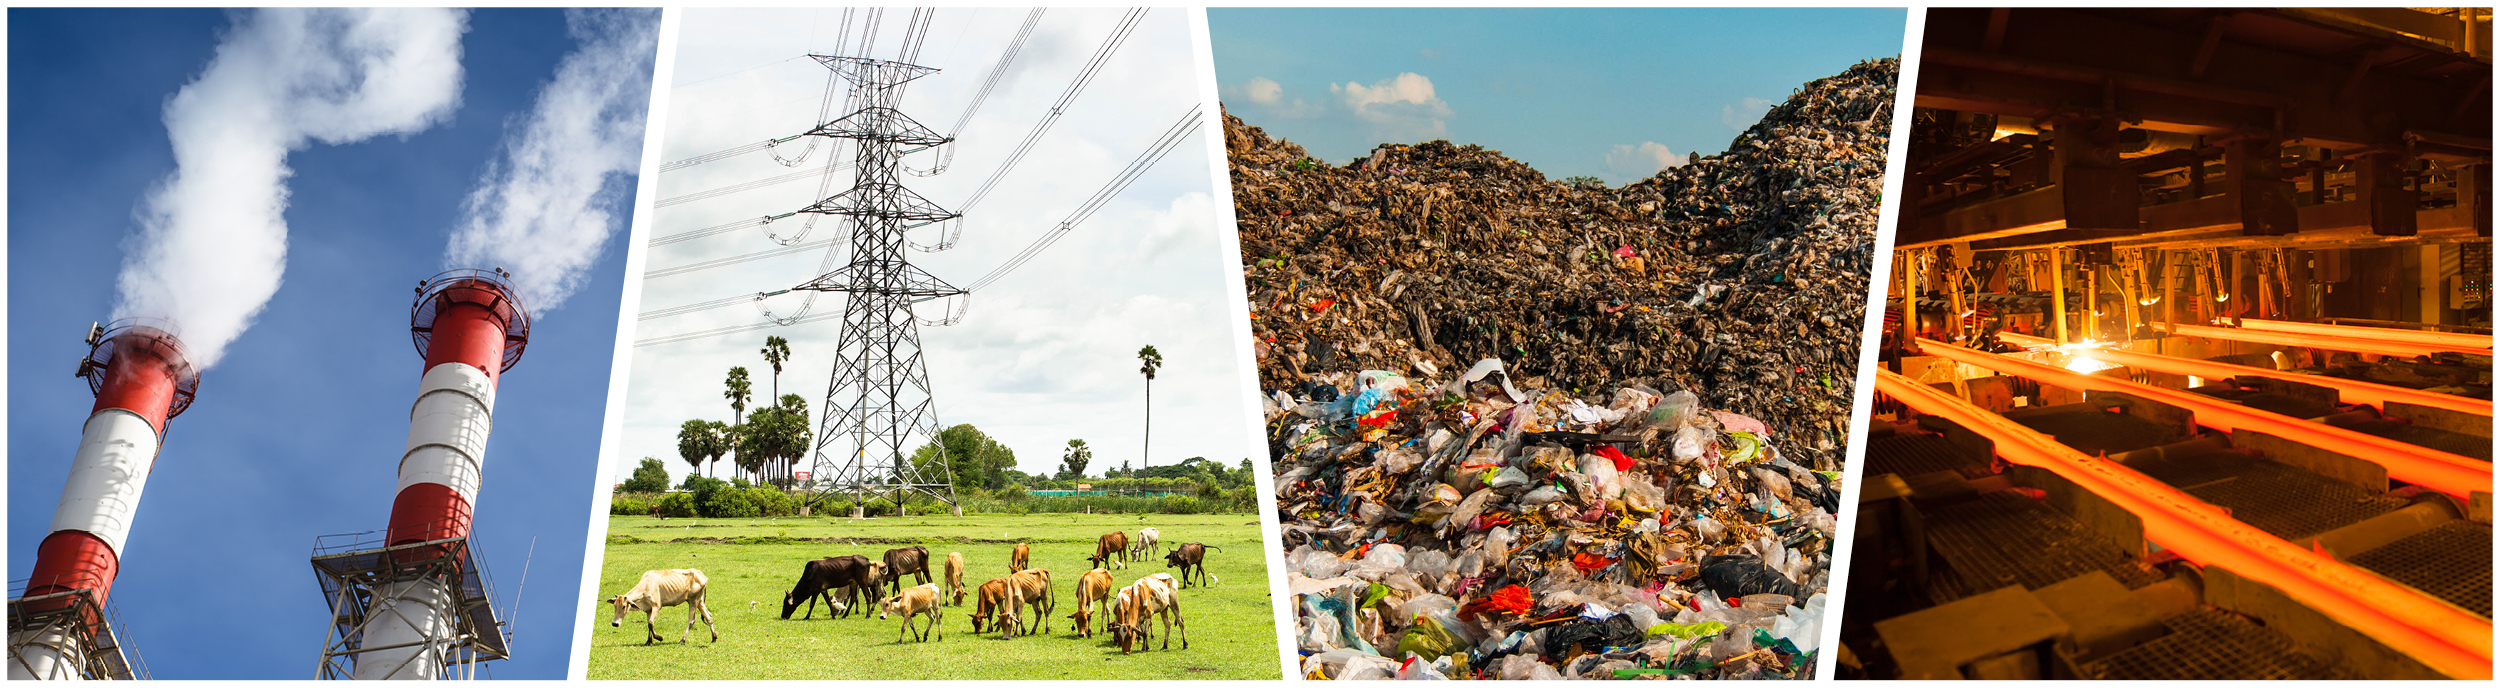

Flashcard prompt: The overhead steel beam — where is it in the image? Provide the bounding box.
[1920,9,2489,150]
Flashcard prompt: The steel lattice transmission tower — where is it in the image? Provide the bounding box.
[794,54,964,515]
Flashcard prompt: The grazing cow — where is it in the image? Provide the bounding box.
[970,578,1012,634]
[944,552,968,606]
[606,569,719,645]
[878,583,944,643]
[1089,531,1131,570]
[1163,542,1220,588]
[783,555,876,620]
[1132,527,1162,559]
[1009,542,1031,573]
[999,568,1055,639]
[1066,568,1115,638]
[1112,573,1186,654]
[881,546,933,596]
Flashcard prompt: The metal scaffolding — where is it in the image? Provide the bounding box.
[6,584,140,680]
[310,530,507,680]
[795,54,963,514]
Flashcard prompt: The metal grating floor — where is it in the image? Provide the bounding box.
[2124,451,2409,541]
[1864,432,1996,480]
[1921,491,2166,603]
[2083,608,2352,680]
[2346,521,2493,618]
[2013,410,2185,456]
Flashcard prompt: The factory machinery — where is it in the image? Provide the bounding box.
[1844,7,2492,680]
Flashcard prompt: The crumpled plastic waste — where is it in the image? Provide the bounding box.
[1271,355,1844,680]
[1254,55,1893,682]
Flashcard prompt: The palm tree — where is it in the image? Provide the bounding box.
[703,420,733,480]
[677,419,715,479]
[724,366,752,480]
[761,336,791,400]
[1137,345,1162,472]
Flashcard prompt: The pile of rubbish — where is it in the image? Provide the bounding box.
[1270,361,1841,680]
[1233,59,1898,471]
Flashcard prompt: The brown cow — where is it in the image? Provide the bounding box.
[944,552,967,606]
[1009,542,1031,573]
[1089,531,1130,570]
[877,583,943,643]
[881,546,932,596]
[1066,568,1114,638]
[969,578,1012,634]
[1163,542,1219,588]
[998,568,1055,639]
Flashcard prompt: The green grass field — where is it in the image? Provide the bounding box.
[585,512,1281,680]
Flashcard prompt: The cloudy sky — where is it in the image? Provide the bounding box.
[622,8,1251,490]
[1210,8,1908,185]
[7,8,654,679]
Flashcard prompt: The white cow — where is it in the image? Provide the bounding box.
[607,569,718,645]
[1132,527,1162,559]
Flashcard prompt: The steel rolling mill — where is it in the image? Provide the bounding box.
[1843,7,2492,680]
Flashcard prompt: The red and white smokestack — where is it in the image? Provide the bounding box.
[10,322,198,680]
[355,269,527,680]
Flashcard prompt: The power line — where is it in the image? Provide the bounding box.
[949,9,1043,137]
[963,103,1201,293]
[955,8,1147,214]
[636,104,1201,342]
[653,164,850,209]
[643,239,836,279]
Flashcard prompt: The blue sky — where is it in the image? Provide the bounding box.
[8,9,647,679]
[1210,8,1908,184]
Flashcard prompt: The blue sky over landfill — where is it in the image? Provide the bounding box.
[1210,7,1909,185]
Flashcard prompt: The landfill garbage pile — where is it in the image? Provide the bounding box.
[1234,59,1897,471]
[1270,361,1841,680]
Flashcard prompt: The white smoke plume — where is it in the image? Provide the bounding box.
[445,9,660,314]
[113,8,469,369]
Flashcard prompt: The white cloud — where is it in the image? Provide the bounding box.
[1242,76,1281,105]
[114,8,467,369]
[1418,48,1439,60]
[1722,96,1775,132]
[446,9,660,314]
[1330,72,1452,142]
[1604,141,1682,181]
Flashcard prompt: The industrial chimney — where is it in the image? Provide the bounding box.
[312,269,527,680]
[9,321,199,680]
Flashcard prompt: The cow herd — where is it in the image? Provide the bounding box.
[602,528,1220,655]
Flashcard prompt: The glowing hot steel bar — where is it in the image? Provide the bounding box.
[2159,322,2469,359]
[10,323,198,681]
[1914,338,2491,499]
[1877,369,2492,679]
[1997,332,2493,418]
[2236,318,2493,354]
